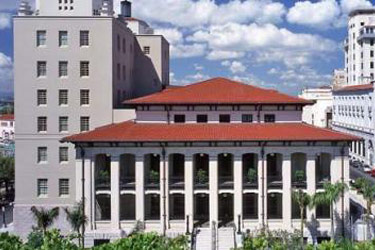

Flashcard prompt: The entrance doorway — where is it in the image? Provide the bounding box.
[219,193,233,227]
[194,194,209,227]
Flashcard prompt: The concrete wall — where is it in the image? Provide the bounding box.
[36,0,104,16]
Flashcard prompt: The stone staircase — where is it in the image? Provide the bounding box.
[195,227,212,250]
[218,228,235,250]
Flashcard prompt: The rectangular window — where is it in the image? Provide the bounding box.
[37,147,47,163]
[37,89,47,106]
[371,39,374,46]
[80,31,89,46]
[59,61,68,77]
[80,90,90,106]
[36,30,46,47]
[59,116,68,132]
[37,179,48,197]
[264,114,275,123]
[80,61,89,77]
[37,117,47,132]
[59,147,69,162]
[59,90,68,106]
[59,179,69,196]
[371,50,374,58]
[242,114,253,123]
[219,114,230,123]
[197,114,208,123]
[80,116,90,132]
[122,65,126,80]
[143,46,150,54]
[371,62,374,69]
[59,31,68,47]
[117,63,121,80]
[37,61,47,77]
[174,114,185,123]
[122,39,126,53]
[117,35,121,51]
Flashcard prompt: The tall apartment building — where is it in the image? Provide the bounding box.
[345,9,375,86]
[13,0,169,237]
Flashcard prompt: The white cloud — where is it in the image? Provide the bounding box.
[0,53,13,93]
[221,60,247,74]
[340,0,373,14]
[273,66,332,87]
[116,0,286,28]
[207,50,245,60]
[194,64,204,71]
[0,13,11,29]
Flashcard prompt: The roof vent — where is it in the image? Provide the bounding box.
[18,0,33,16]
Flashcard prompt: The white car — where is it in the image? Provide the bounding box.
[363,166,372,173]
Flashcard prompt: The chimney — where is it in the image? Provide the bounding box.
[18,0,33,16]
[120,0,131,17]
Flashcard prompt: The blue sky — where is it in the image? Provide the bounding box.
[0,0,373,95]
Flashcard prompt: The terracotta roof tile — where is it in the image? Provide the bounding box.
[125,78,312,105]
[62,121,359,143]
[334,83,373,93]
[0,114,14,121]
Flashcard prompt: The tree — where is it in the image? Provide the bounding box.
[292,188,312,246]
[312,181,348,241]
[30,206,59,234]
[354,178,375,240]
[64,201,88,248]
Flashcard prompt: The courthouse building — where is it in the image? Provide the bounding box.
[64,78,357,247]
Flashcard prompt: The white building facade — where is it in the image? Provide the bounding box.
[345,9,375,86]
[0,114,14,141]
[299,87,333,128]
[64,78,356,247]
[13,0,169,238]
[332,84,374,166]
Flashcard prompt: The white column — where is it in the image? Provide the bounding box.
[258,154,266,226]
[234,155,243,231]
[209,154,218,228]
[282,154,292,230]
[110,155,120,229]
[306,154,316,221]
[160,153,169,233]
[185,155,194,233]
[135,155,144,222]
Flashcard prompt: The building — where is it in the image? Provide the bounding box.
[13,0,169,238]
[332,69,346,89]
[299,87,333,128]
[345,9,375,86]
[332,84,374,166]
[63,78,356,247]
[0,114,14,141]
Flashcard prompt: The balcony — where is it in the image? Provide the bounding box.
[219,176,234,189]
[120,177,135,190]
[169,176,184,190]
[145,176,160,190]
[344,38,348,50]
[267,175,282,189]
[96,176,110,191]
[357,26,375,41]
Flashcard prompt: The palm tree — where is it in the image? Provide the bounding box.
[30,206,59,234]
[312,181,348,241]
[354,178,375,240]
[292,188,312,246]
[64,201,88,248]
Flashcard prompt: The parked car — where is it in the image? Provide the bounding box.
[363,165,372,173]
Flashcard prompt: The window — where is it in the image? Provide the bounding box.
[242,114,253,123]
[371,62,374,69]
[143,46,150,54]
[37,179,48,197]
[197,114,208,123]
[264,114,275,123]
[37,90,47,106]
[122,39,126,53]
[59,179,69,196]
[80,90,90,106]
[219,114,230,123]
[117,35,121,50]
[371,39,374,46]
[59,61,68,77]
[80,31,89,46]
[59,31,68,47]
[37,147,47,163]
[174,114,185,123]
[59,116,68,132]
[37,61,47,77]
[59,147,68,162]
[37,117,47,132]
[122,65,126,80]
[59,90,68,106]
[36,31,46,47]
[80,61,89,77]
[371,50,374,58]
[117,63,121,80]
[80,117,90,132]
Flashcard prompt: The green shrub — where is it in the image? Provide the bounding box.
[26,230,44,249]
[0,232,25,250]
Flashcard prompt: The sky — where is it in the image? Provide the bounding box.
[0,0,374,96]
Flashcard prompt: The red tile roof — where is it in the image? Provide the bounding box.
[334,83,373,93]
[63,121,358,143]
[125,78,313,105]
[0,114,14,121]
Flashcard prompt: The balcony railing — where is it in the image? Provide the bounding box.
[316,177,330,189]
[243,179,258,189]
[219,176,234,188]
[169,176,185,189]
[292,180,307,189]
[95,177,110,191]
[267,175,282,188]
[194,179,209,189]
[120,176,135,190]
[145,177,160,190]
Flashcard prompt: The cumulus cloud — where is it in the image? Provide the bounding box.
[0,13,11,29]
[0,53,13,93]
[115,0,286,28]
[221,60,247,74]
